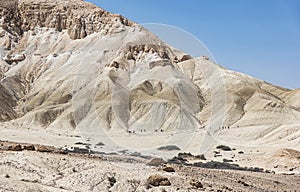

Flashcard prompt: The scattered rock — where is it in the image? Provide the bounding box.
[3,54,26,65]
[163,165,175,172]
[238,180,250,187]
[20,179,38,183]
[175,152,206,160]
[0,30,5,38]
[223,159,234,163]
[167,156,188,165]
[265,169,273,174]
[74,142,85,145]
[200,55,210,60]
[72,167,77,172]
[160,179,171,186]
[243,182,250,187]
[11,144,22,151]
[147,158,166,167]
[130,152,142,157]
[195,154,207,160]
[23,145,35,151]
[147,174,171,187]
[178,152,193,159]
[70,147,90,154]
[214,154,222,157]
[190,179,203,189]
[192,161,264,172]
[216,145,232,151]
[180,54,192,62]
[108,176,116,187]
[95,142,105,146]
[36,145,55,153]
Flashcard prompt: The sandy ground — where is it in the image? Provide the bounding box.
[0,122,300,175]
[0,123,300,191]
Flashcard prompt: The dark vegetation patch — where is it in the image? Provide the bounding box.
[157,145,181,151]
[168,153,265,173]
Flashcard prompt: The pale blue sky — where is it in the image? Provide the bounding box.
[87,0,300,89]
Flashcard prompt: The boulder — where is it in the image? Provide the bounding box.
[23,145,35,151]
[147,158,166,167]
[190,179,203,189]
[36,145,55,153]
[163,165,175,172]
[147,174,171,187]
[11,144,22,151]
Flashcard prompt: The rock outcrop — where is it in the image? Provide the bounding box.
[0,0,133,40]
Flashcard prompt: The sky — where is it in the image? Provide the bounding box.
[87,0,300,89]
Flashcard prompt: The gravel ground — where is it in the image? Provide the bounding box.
[0,143,299,192]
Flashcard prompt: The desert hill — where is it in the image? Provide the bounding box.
[1,0,299,131]
[0,1,299,186]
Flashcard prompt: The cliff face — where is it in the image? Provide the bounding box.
[0,0,22,36]
[0,0,134,122]
[0,0,133,40]
[0,0,299,135]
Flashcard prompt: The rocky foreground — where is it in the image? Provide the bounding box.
[0,140,299,192]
